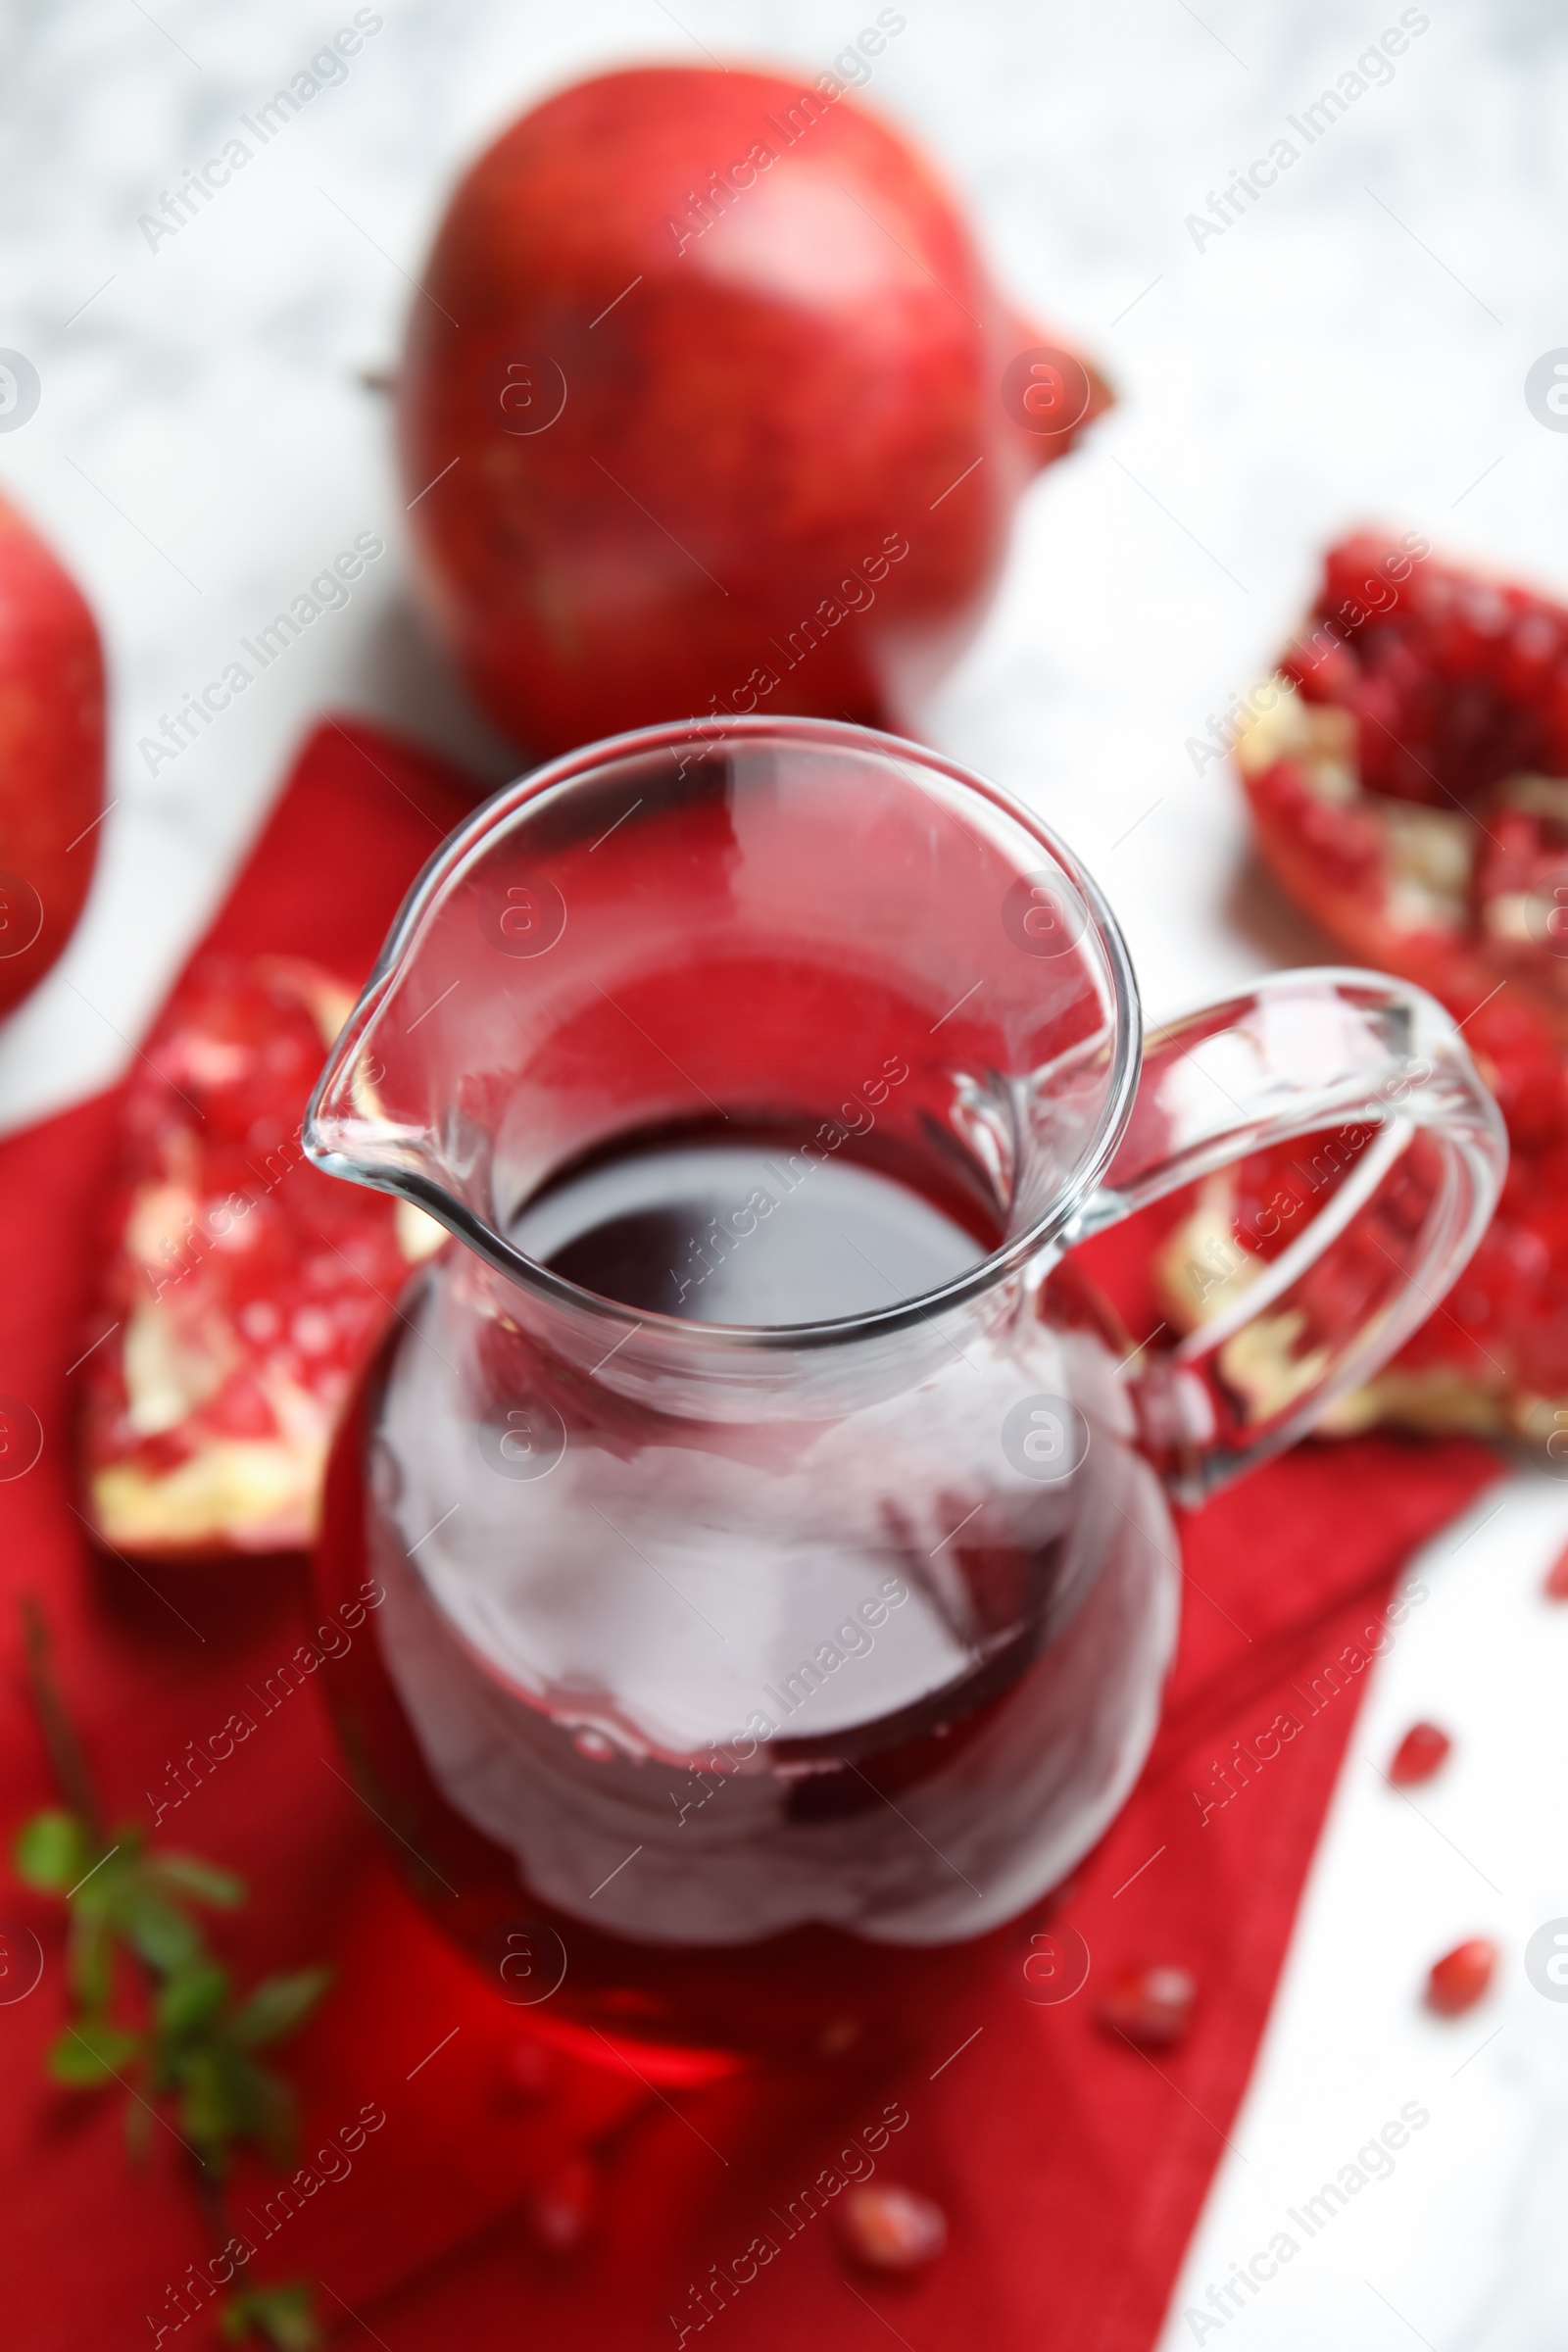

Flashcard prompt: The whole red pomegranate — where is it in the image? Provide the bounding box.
[398,63,1109,755]
[0,491,104,1015]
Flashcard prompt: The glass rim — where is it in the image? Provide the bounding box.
[305,712,1144,1350]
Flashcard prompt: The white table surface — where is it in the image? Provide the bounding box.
[4,0,1567,2340]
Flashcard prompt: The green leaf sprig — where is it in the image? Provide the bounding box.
[14,1596,327,2342]
[18,1804,330,2172]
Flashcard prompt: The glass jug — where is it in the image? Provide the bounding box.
[305,717,1503,2077]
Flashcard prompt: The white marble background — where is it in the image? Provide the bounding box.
[3,0,1568,2340]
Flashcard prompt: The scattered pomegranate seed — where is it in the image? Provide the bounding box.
[1389,1722,1452,1786]
[525,2155,596,2253]
[1544,1543,1568,1599]
[835,2183,947,2274]
[1097,1964,1197,2048]
[1426,1937,1498,2016]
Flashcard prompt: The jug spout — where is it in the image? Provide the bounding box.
[303,946,515,1271]
[301,762,591,1264]
[305,982,445,1200]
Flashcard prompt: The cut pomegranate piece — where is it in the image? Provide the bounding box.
[77,956,444,1558]
[1151,1121,1453,1437]
[1544,1542,1568,1599]
[1240,533,1568,989]
[1425,1936,1497,2016]
[835,2183,947,2274]
[1096,1963,1197,2049]
[1209,533,1568,1447]
[1389,1722,1452,1786]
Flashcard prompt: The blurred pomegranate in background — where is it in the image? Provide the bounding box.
[398,61,1110,755]
[0,490,104,1016]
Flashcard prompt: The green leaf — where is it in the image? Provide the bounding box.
[119,1888,201,1974]
[69,1868,123,1926]
[14,1809,90,1890]
[220,2282,320,2349]
[174,2045,240,2164]
[148,1850,245,1909]
[228,1967,332,2050]
[68,1909,114,2009]
[154,1959,229,2042]
[48,2019,142,2085]
[177,2043,293,2171]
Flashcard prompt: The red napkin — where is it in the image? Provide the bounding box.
[0,717,1499,2350]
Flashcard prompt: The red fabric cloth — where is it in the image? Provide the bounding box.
[0,718,1499,2350]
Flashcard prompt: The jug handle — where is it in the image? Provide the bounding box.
[1065,967,1507,1505]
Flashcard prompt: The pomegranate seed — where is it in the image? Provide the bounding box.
[1544,1542,1568,1599]
[525,2156,596,2253]
[1097,1964,1197,2048]
[835,2183,947,2274]
[1389,1722,1452,1785]
[1426,1937,1498,2016]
